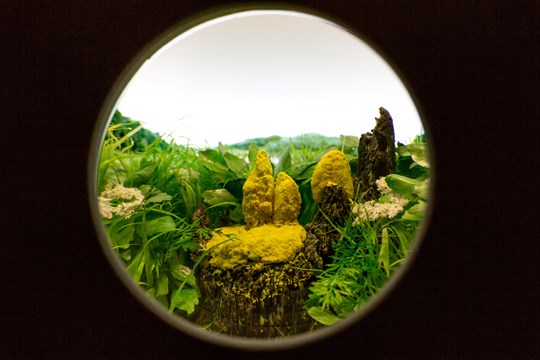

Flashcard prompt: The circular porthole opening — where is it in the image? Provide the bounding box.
[88,7,434,351]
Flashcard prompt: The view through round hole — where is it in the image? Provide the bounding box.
[89,8,432,350]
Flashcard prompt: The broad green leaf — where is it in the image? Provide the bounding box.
[108,221,135,250]
[228,205,244,223]
[307,306,341,326]
[407,143,430,168]
[127,248,145,283]
[198,149,229,174]
[396,143,411,157]
[248,143,260,171]
[143,245,154,287]
[156,273,169,296]
[140,185,172,203]
[140,216,176,237]
[411,178,430,200]
[385,174,422,200]
[224,152,248,178]
[169,288,199,314]
[201,189,238,206]
[379,228,390,277]
[170,264,197,288]
[274,146,292,176]
[402,201,427,221]
[130,161,158,186]
[289,162,317,181]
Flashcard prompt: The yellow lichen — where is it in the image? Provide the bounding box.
[206,224,306,269]
[242,150,274,229]
[311,150,354,203]
[273,172,301,224]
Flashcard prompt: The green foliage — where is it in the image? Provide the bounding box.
[99,109,430,328]
[305,136,430,324]
[102,185,212,314]
[227,133,341,160]
[98,119,215,315]
[108,110,167,152]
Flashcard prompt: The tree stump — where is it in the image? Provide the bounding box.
[191,245,321,337]
[356,107,396,201]
[305,185,351,264]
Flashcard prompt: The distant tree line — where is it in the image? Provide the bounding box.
[108,110,168,151]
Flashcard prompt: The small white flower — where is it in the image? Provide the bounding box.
[352,177,409,223]
[98,184,144,219]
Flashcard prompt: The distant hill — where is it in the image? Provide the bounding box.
[227,133,342,153]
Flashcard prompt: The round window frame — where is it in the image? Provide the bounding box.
[87,5,435,352]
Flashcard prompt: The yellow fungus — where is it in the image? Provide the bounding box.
[311,150,354,203]
[273,172,301,224]
[242,150,274,228]
[205,224,306,269]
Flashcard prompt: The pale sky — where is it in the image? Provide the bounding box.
[116,10,423,148]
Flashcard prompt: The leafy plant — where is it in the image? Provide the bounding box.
[101,184,210,312]
[305,136,430,325]
[98,110,430,329]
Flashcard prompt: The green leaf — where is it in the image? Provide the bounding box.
[407,143,430,168]
[140,185,172,203]
[201,189,239,206]
[169,288,199,314]
[198,149,229,174]
[223,152,248,178]
[130,160,158,186]
[411,178,430,200]
[274,146,292,176]
[289,162,317,181]
[228,205,244,223]
[379,228,390,277]
[156,273,169,296]
[143,245,154,287]
[248,143,260,171]
[170,264,197,288]
[396,143,411,157]
[402,201,427,221]
[126,248,145,283]
[108,221,135,249]
[140,216,176,237]
[307,306,341,326]
[385,174,422,200]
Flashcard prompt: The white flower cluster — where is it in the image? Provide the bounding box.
[98,184,144,219]
[352,177,409,223]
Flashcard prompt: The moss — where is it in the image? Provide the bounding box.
[206,224,306,269]
[273,172,301,224]
[311,150,354,203]
[242,150,274,229]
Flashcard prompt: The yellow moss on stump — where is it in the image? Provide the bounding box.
[273,172,301,224]
[311,150,354,203]
[242,150,274,229]
[206,224,306,269]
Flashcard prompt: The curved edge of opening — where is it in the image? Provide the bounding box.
[87,4,436,352]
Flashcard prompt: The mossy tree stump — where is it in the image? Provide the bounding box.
[192,247,320,337]
[190,150,322,337]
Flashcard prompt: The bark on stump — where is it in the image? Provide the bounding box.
[305,185,352,264]
[191,247,321,338]
[356,107,397,201]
